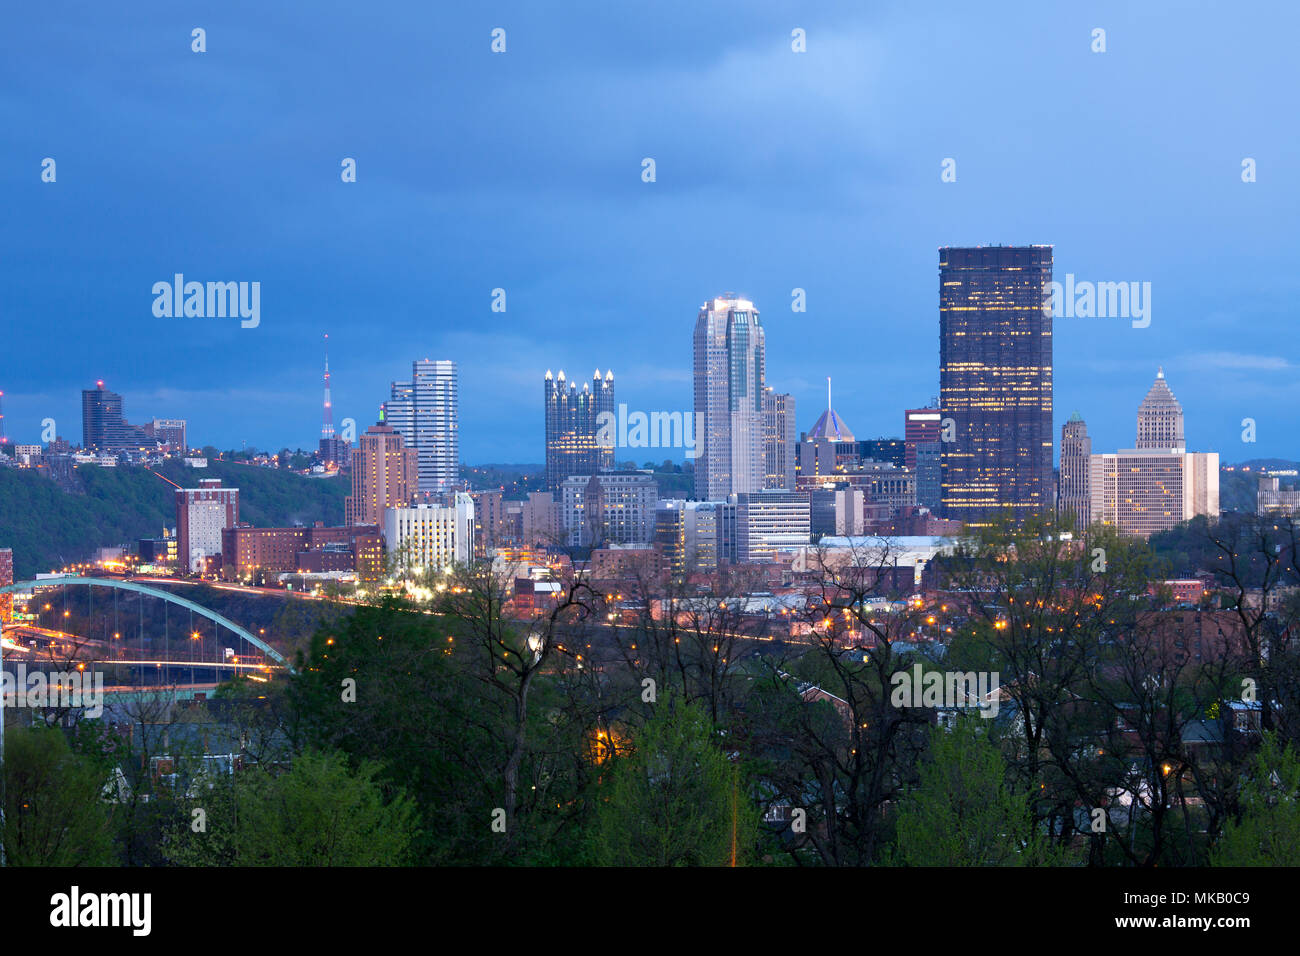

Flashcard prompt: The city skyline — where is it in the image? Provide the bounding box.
[4,3,1296,463]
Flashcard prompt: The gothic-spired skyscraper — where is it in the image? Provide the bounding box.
[694,295,766,500]
[939,246,1054,526]
[383,359,459,494]
[1135,367,1185,450]
[1059,412,1091,527]
[1087,368,1216,537]
[544,368,614,491]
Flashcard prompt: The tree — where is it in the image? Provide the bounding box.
[587,696,755,866]
[166,749,415,866]
[3,725,116,866]
[1211,734,1300,866]
[890,717,1067,866]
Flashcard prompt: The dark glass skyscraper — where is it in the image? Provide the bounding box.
[939,246,1053,526]
[544,369,614,491]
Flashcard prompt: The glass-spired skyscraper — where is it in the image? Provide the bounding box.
[939,246,1053,526]
[544,368,614,491]
[383,359,459,494]
[694,295,766,500]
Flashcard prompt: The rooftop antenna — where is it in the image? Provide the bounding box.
[827,377,832,416]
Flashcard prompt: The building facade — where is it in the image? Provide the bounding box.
[1088,371,1218,537]
[733,489,811,563]
[176,478,239,573]
[939,246,1054,526]
[384,494,475,571]
[560,472,657,548]
[222,523,381,581]
[82,381,151,452]
[384,359,459,493]
[904,408,941,469]
[762,387,797,490]
[346,420,417,527]
[1059,413,1091,528]
[694,295,766,499]
[544,369,614,491]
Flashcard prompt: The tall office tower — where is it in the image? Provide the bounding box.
[544,368,614,491]
[346,419,417,527]
[1136,367,1185,450]
[1058,413,1092,527]
[176,478,239,573]
[762,387,796,490]
[904,407,941,469]
[694,294,766,500]
[939,246,1054,526]
[384,359,460,494]
[82,381,151,451]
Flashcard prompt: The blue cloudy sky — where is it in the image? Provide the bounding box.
[3,0,1297,463]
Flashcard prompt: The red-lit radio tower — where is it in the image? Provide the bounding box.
[0,390,7,445]
[321,334,334,442]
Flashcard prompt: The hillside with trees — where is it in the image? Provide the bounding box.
[0,460,346,579]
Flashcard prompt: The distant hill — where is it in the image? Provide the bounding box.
[1219,459,1300,515]
[0,459,346,579]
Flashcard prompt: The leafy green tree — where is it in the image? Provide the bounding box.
[587,697,757,866]
[3,725,116,865]
[166,749,415,866]
[1212,734,1300,865]
[890,717,1068,866]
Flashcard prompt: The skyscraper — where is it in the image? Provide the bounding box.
[904,406,941,469]
[1088,369,1217,537]
[544,368,614,491]
[346,419,417,527]
[1136,367,1185,450]
[384,359,459,494]
[82,381,151,452]
[939,246,1054,526]
[762,387,796,491]
[1059,413,1091,527]
[694,294,766,500]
